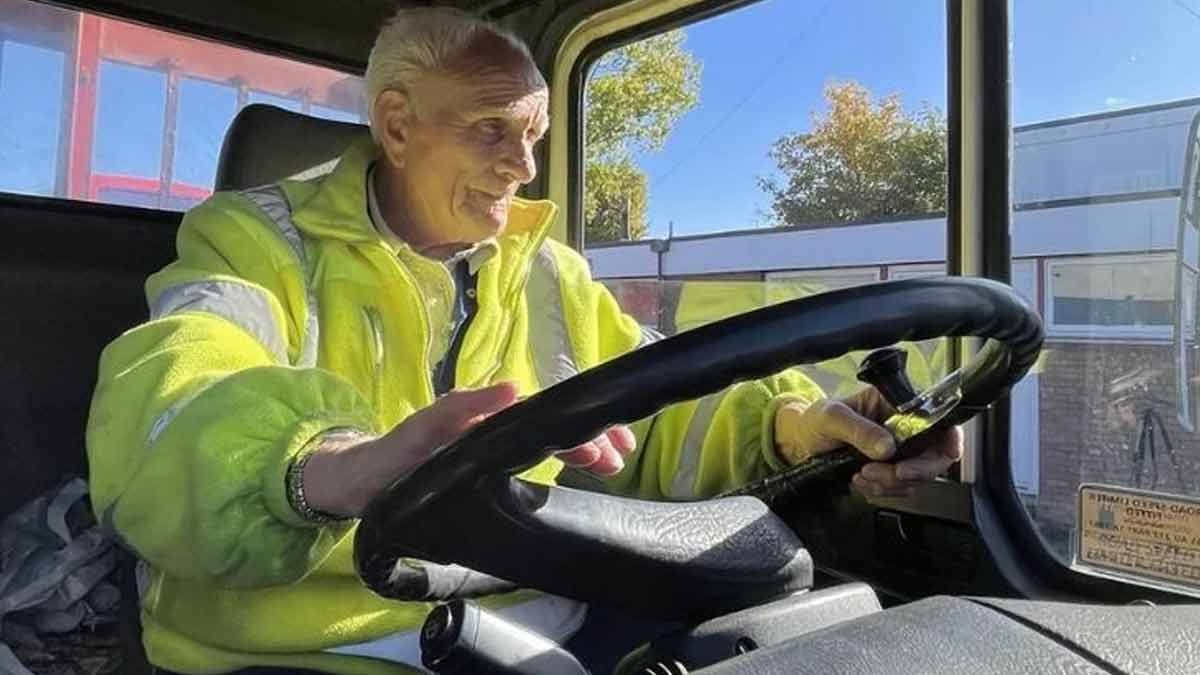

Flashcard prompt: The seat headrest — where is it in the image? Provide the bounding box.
[215,104,371,192]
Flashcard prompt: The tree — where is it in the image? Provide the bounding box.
[584,30,700,242]
[759,81,946,228]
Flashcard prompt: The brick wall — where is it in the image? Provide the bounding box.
[1035,341,1200,557]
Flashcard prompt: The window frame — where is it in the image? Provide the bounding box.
[888,262,947,279]
[548,0,764,249]
[765,266,883,290]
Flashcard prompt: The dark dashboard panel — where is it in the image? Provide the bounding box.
[695,595,1200,674]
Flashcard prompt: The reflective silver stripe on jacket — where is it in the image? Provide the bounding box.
[151,279,288,363]
[241,184,320,368]
[145,384,215,447]
[145,185,317,447]
[669,390,728,499]
[322,594,587,667]
[144,284,277,447]
[526,245,580,388]
[526,247,664,390]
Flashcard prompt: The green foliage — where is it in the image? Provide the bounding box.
[583,30,700,243]
[759,81,947,228]
[584,158,648,242]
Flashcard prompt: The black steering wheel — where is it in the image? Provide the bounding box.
[354,277,1043,621]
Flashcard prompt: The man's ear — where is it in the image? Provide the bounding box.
[374,89,415,169]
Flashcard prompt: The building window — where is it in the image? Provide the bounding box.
[0,40,65,197]
[1045,254,1180,340]
[765,267,883,299]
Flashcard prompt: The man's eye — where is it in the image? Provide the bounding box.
[477,120,506,141]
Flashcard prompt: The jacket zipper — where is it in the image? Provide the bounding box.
[434,262,480,396]
[370,243,437,404]
[362,305,385,411]
[364,203,555,400]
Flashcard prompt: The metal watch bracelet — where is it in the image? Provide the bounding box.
[285,428,373,524]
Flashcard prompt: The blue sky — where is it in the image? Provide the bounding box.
[621,0,1200,238]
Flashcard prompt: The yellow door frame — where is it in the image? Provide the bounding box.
[543,0,717,245]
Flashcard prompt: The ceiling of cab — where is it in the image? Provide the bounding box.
[54,0,622,73]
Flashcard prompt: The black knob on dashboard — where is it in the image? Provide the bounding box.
[856,347,919,410]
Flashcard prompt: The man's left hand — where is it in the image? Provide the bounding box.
[557,425,638,476]
[774,387,963,497]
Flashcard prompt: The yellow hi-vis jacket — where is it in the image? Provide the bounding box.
[85,136,822,674]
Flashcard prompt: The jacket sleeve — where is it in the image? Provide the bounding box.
[85,192,380,589]
[540,242,824,501]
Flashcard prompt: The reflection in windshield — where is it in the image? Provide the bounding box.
[601,277,949,402]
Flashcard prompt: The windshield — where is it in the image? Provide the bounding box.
[580,0,950,407]
[581,0,1200,589]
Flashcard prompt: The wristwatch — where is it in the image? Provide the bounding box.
[285,428,373,524]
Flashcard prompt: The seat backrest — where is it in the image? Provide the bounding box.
[1,201,177,520]
[216,104,371,191]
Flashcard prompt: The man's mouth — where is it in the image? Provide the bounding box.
[470,188,507,201]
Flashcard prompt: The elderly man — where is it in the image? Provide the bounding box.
[86,7,960,674]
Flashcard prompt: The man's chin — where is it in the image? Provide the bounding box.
[469,212,507,239]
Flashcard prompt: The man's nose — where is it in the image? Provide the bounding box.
[496,138,536,184]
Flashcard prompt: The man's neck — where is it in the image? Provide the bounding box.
[371,163,469,261]
[418,241,473,260]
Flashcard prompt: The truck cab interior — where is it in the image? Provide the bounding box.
[4,0,1200,673]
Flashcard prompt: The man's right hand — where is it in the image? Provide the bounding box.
[302,381,636,518]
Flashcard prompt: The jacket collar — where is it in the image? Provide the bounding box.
[290,136,559,262]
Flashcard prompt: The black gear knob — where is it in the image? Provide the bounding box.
[856,347,919,410]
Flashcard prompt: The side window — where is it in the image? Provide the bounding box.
[1011,0,1200,572]
[581,0,948,396]
[92,61,167,207]
[174,77,240,194]
[0,0,365,211]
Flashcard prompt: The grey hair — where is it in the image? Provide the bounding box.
[365,7,532,138]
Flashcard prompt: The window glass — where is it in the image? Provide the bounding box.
[93,60,167,182]
[1046,256,1175,337]
[174,77,239,188]
[0,0,364,211]
[583,0,948,403]
[1012,0,1200,572]
[0,40,64,196]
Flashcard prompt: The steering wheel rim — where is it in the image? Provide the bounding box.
[354,277,1043,619]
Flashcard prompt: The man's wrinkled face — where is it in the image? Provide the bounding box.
[376,35,549,250]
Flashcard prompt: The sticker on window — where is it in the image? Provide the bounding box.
[1075,483,1200,594]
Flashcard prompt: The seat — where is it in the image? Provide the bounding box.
[215,104,371,191]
